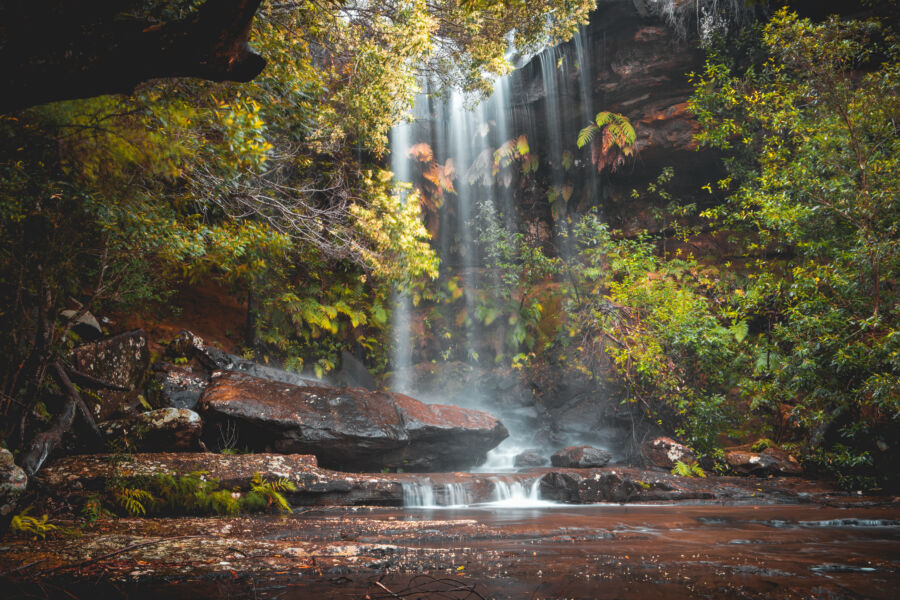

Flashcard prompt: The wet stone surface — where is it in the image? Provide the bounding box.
[1,501,899,599]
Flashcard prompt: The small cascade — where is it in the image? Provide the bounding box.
[441,483,472,507]
[402,478,435,507]
[487,476,550,507]
[402,480,473,507]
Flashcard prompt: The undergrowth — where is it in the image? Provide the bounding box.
[10,507,57,538]
[101,471,297,518]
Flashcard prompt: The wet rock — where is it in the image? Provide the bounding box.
[199,371,508,471]
[725,448,803,477]
[642,436,696,469]
[537,466,823,503]
[168,330,317,387]
[168,330,233,370]
[70,329,150,420]
[99,408,202,451]
[728,447,803,476]
[225,354,319,388]
[60,309,102,341]
[149,363,208,410]
[0,448,27,525]
[514,450,548,467]
[551,446,612,468]
[37,452,403,506]
[334,350,378,391]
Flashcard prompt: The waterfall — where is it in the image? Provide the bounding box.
[487,476,549,507]
[402,480,472,507]
[388,99,419,394]
[401,477,550,507]
[402,478,436,507]
[386,26,605,461]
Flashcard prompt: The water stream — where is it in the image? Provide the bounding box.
[401,475,550,508]
[387,27,606,465]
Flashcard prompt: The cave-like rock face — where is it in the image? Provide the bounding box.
[507,0,722,236]
[198,371,508,472]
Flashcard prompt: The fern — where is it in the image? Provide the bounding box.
[10,507,57,539]
[577,123,599,148]
[249,472,297,514]
[115,487,155,516]
[577,111,637,172]
[671,460,707,478]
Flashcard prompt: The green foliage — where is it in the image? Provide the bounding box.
[671,460,706,478]
[577,111,636,172]
[10,507,57,539]
[80,494,104,524]
[114,487,155,517]
[248,472,297,515]
[750,438,775,453]
[558,212,743,455]
[471,198,560,362]
[104,471,297,517]
[690,9,900,487]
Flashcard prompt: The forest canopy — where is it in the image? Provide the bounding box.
[0,0,594,460]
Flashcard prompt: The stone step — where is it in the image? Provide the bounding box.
[37,453,845,509]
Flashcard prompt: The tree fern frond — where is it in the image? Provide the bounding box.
[577,124,599,148]
[594,110,614,128]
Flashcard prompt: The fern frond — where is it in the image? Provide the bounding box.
[577,124,599,148]
[594,111,614,128]
[116,487,154,516]
[11,509,57,539]
[671,460,693,477]
[515,134,529,156]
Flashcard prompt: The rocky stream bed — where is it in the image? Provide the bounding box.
[2,452,899,599]
[1,496,898,599]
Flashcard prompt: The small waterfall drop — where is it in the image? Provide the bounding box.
[402,478,435,507]
[487,476,550,507]
[402,476,551,508]
[402,480,471,507]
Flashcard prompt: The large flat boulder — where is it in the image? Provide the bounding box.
[198,371,508,471]
[37,453,402,507]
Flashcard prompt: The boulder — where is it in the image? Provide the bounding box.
[0,448,27,523]
[60,309,102,341]
[725,448,803,477]
[642,436,697,469]
[168,330,318,387]
[149,363,209,410]
[70,329,150,420]
[514,450,548,468]
[99,408,202,451]
[198,371,508,471]
[551,445,612,468]
[168,330,233,371]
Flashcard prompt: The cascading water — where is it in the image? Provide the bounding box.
[402,478,435,507]
[402,480,471,508]
[387,23,616,469]
[402,476,550,508]
[487,476,549,507]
